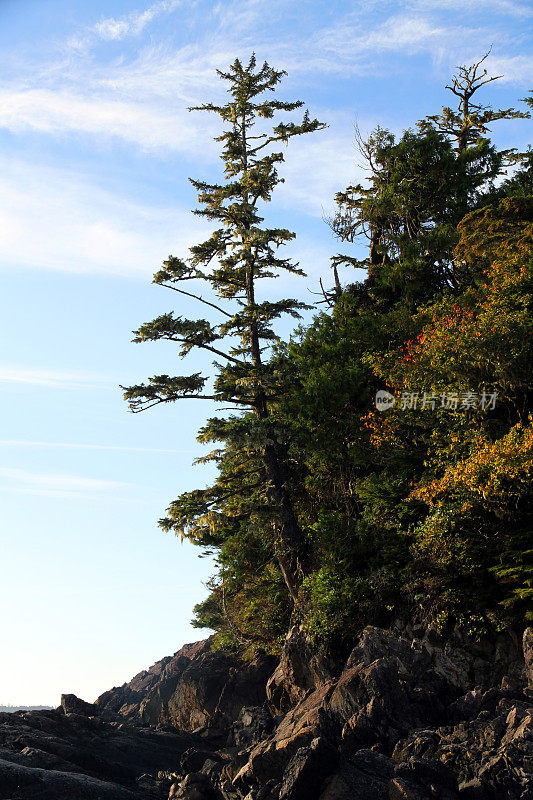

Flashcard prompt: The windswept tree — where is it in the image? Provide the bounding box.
[123,56,325,609]
[330,53,529,302]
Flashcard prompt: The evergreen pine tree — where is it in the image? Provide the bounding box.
[330,53,529,302]
[123,56,325,606]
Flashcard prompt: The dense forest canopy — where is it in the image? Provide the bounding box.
[125,55,533,656]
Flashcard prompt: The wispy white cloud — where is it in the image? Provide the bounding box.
[0,366,109,389]
[309,13,487,75]
[0,440,195,453]
[410,0,532,16]
[276,128,364,218]
[0,1,529,164]
[0,1,528,285]
[0,466,132,498]
[0,157,209,277]
[0,87,207,154]
[95,0,183,41]
[483,54,533,84]
[67,0,184,51]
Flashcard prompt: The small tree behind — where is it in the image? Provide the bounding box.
[330,53,529,302]
[123,56,325,606]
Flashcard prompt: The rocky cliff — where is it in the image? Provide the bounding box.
[1,623,532,799]
[96,638,277,737]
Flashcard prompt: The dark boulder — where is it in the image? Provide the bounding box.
[394,700,533,799]
[0,707,194,795]
[233,682,338,788]
[279,736,339,800]
[168,772,223,799]
[318,750,395,800]
[165,649,277,733]
[60,693,98,717]
[179,747,223,775]
[228,706,275,749]
[266,625,332,717]
[391,757,459,799]
[99,638,277,739]
[97,639,213,722]
[0,756,136,799]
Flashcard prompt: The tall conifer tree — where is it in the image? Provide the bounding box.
[123,56,325,604]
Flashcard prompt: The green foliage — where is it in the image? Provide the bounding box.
[124,55,326,629]
[127,56,532,652]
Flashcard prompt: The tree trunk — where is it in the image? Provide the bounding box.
[239,110,305,606]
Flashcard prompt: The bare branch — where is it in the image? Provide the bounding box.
[160,284,233,318]
[129,394,254,413]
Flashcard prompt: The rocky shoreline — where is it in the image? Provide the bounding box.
[1,624,532,799]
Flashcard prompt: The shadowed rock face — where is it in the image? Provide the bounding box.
[230,625,531,800]
[96,639,277,735]
[1,626,531,800]
[0,707,195,798]
[0,639,277,799]
[96,639,213,721]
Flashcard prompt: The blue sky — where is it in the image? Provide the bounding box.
[0,0,531,706]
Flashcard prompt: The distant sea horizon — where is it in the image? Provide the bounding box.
[0,705,54,713]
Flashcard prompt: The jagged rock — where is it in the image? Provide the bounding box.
[0,707,195,795]
[0,756,137,798]
[332,657,416,752]
[228,706,275,749]
[448,683,527,724]
[200,757,225,783]
[180,747,223,774]
[136,772,171,798]
[3,624,531,800]
[233,623,530,791]
[60,693,98,716]
[233,682,337,788]
[279,737,339,800]
[392,730,441,763]
[165,649,277,733]
[394,699,533,798]
[332,654,446,754]
[97,638,277,737]
[399,622,524,689]
[524,627,533,689]
[317,751,459,800]
[345,627,430,672]
[458,778,491,799]
[257,780,282,799]
[168,772,223,799]
[16,744,85,773]
[97,640,214,721]
[318,750,395,799]
[266,625,331,716]
[390,758,458,799]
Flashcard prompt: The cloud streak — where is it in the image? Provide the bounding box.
[0,157,210,277]
[0,440,196,453]
[0,466,133,499]
[0,366,110,389]
[0,88,206,154]
[94,0,183,41]
[67,0,184,51]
